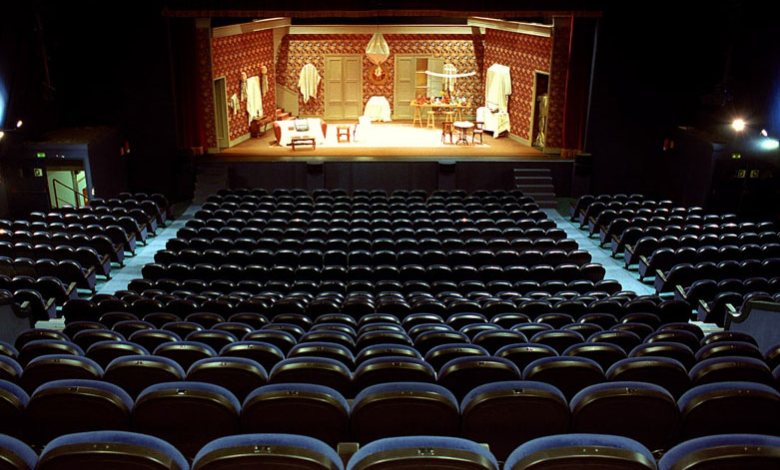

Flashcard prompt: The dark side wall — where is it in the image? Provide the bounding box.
[586,0,780,200]
[0,0,184,212]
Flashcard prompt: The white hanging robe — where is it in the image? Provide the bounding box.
[485,64,512,112]
[246,75,263,124]
[298,63,321,103]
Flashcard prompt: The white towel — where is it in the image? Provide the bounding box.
[246,76,263,124]
[298,63,321,103]
[485,63,512,112]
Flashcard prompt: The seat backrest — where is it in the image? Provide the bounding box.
[241,382,349,446]
[504,433,656,470]
[351,381,459,444]
[461,380,568,461]
[346,435,498,470]
[193,433,343,470]
[26,378,133,446]
[38,430,187,470]
[133,381,241,459]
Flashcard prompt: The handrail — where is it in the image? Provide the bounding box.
[52,178,88,209]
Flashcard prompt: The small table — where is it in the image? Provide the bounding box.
[291,136,316,150]
[453,121,474,145]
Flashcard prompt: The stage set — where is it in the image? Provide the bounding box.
[188,14,596,195]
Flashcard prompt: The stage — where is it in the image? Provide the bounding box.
[215,121,551,160]
[201,121,578,196]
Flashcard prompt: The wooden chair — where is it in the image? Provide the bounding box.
[441,122,454,144]
[472,121,485,144]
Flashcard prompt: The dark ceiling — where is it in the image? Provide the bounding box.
[161,0,606,19]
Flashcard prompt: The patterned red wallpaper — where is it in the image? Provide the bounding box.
[195,26,215,149]
[276,34,484,118]
[547,17,572,150]
[212,29,276,143]
[483,29,551,142]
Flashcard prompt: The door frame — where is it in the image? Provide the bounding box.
[213,77,230,149]
[530,70,550,149]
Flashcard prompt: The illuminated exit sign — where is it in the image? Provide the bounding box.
[36,152,46,158]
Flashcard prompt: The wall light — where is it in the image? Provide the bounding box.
[731,118,746,132]
[759,138,780,151]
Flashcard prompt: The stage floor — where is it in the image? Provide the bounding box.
[214,120,554,162]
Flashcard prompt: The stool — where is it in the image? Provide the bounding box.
[412,105,423,127]
[426,111,436,129]
[336,125,351,143]
[442,111,455,123]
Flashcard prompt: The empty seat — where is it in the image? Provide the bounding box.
[38,430,187,470]
[17,339,83,366]
[689,356,774,386]
[153,341,217,371]
[353,356,435,390]
[351,382,460,444]
[241,382,348,447]
[570,381,679,452]
[461,380,569,461]
[678,381,780,439]
[523,356,605,400]
[192,433,343,470]
[133,381,241,458]
[437,356,521,400]
[504,433,656,470]
[346,435,498,470]
[187,356,267,403]
[20,354,103,393]
[607,357,691,398]
[0,379,28,439]
[563,342,627,370]
[0,433,36,470]
[86,340,149,369]
[658,433,780,470]
[103,355,185,398]
[26,378,133,445]
[269,357,353,397]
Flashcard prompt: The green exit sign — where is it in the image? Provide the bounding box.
[36,152,46,158]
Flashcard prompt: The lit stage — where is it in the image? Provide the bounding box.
[204,121,576,194]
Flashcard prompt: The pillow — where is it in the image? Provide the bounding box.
[294,119,309,132]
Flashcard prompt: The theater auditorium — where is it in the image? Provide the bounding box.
[0,0,779,468]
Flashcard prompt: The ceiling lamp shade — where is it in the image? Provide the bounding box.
[365,32,390,66]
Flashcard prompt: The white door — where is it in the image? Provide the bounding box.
[213,77,229,148]
[325,55,362,120]
[394,56,415,119]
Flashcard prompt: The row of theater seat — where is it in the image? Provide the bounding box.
[1,376,779,463]
[140,261,608,284]
[655,257,780,293]
[154,246,591,268]
[624,231,780,266]
[87,290,661,319]
[5,430,775,470]
[176,225,564,242]
[0,241,112,278]
[165,234,572,255]
[0,229,125,265]
[638,242,780,280]
[4,318,779,401]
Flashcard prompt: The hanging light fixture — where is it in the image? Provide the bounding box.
[365,30,390,78]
